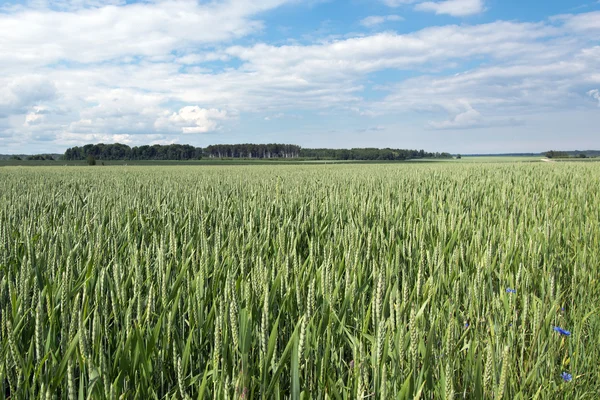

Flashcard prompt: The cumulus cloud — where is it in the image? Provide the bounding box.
[428,102,482,129]
[428,110,523,130]
[22,0,127,11]
[382,0,485,16]
[225,21,559,78]
[368,57,596,130]
[0,0,291,67]
[360,15,404,27]
[0,77,57,114]
[588,89,600,106]
[24,106,51,126]
[415,0,485,17]
[79,89,164,120]
[55,132,176,147]
[553,11,600,33]
[176,52,231,65]
[156,106,228,134]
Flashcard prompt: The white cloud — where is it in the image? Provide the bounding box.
[176,52,231,65]
[554,11,600,33]
[0,0,291,67]
[56,88,169,139]
[428,102,483,129]
[24,113,45,126]
[22,0,126,11]
[24,106,52,126]
[56,132,169,146]
[381,0,417,6]
[415,0,485,17]
[226,21,561,80]
[370,53,598,129]
[381,0,485,17]
[0,76,57,114]
[156,106,228,134]
[360,15,404,27]
[588,89,600,106]
[265,113,285,120]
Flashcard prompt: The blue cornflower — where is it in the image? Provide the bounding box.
[505,288,517,294]
[561,372,572,382]
[553,326,571,336]
[465,323,469,328]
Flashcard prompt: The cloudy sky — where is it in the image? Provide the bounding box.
[1,0,599,154]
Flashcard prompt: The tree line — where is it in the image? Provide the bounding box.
[64,143,202,161]
[63,143,452,161]
[544,150,596,159]
[301,148,452,160]
[204,144,301,158]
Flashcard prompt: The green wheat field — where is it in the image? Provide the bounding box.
[1,163,599,399]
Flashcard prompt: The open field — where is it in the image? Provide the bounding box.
[0,159,446,167]
[458,156,543,163]
[0,155,550,167]
[1,163,599,398]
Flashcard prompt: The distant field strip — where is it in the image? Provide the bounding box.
[1,163,599,398]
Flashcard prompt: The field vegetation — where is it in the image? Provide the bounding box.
[1,163,599,398]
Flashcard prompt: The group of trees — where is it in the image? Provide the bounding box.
[64,144,202,161]
[204,144,301,158]
[0,154,60,161]
[64,143,302,161]
[25,154,56,161]
[299,148,452,161]
[544,150,570,159]
[63,143,452,161]
[544,150,594,159]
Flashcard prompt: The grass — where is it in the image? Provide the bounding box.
[1,163,599,398]
[457,156,543,163]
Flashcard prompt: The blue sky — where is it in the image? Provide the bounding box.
[1,0,599,154]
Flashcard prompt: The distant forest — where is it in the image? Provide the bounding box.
[62,143,453,161]
[543,150,600,159]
